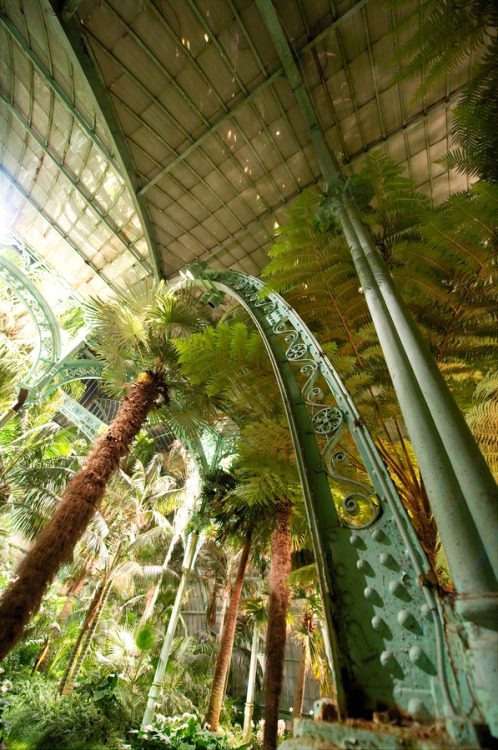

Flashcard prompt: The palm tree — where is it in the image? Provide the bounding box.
[0,282,207,661]
[287,565,331,733]
[176,321,309,750]
[58,458,174,694]
[202,469,260,733]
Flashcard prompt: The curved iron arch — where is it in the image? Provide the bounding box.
[184,266,476,727]
[0,252,62,382]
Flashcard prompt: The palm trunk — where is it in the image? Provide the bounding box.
[216,551,235,640]
[291,644,307,733]
[139,583,159,630]
[33,560,94,676]
[138,532,179,631]
[0,373,161,662]
[61,580,112,695]
[59,559,93,622]
[204,535,252,732]
[242,621,260,742]
[263,500,292,750]
[58,579,106,694]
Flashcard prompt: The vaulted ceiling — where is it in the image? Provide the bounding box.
[0,0,472,299]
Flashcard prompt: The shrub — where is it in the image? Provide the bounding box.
[127,713,232,749]
[5,675,127,749]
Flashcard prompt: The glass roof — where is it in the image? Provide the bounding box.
[0,0,473,298]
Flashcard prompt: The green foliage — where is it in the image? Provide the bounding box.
[391,0,498,181]
[465,370,498,478]
[4,676,127,750]
[128,713,233,750]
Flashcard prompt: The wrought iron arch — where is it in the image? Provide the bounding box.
[183,265,483,742]
[0,251,62,382]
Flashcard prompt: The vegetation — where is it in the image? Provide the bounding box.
[0,2,496,747]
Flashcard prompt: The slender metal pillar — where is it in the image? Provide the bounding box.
[254,0,497,616]
[141,531,200,727]
[243,622,261,742]
[336,205,496,598]
[344,195,498,582]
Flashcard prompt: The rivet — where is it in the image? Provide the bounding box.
[364,586,379,601]
[421,603,432,619]
[389,579,404,596]
[371,615,384,631]
[380,650,393,667]
[356,558,369,571]
[409,646,424,665]
[397,609,414,628]
[336,562,346,577]
[379,552,396,568]
[342,592,353,605]
[350,533,362,547]
[371,528,386,542]
[408,698,425,718]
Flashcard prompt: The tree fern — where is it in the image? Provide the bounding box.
[391,0,498,180]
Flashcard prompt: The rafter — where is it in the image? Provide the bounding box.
[0,11,119,173]
[138,0,371,196]
[0,93,153,277]
[41,0,163,280]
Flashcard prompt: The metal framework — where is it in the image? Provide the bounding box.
[183,264,497,747]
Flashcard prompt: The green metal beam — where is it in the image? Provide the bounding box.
[0,93,153,277]
[137,69,282,197]
[138,0,370,196]
[42,0,163,281]
[0,11,119,173]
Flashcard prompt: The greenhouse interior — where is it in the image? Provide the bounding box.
[0,0,496,748]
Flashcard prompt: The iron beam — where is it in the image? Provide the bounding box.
[0,11,119,173]
[43,0,163,280]
[0,94,152,276]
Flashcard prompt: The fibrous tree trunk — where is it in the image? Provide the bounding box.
[0,373,161,661]
[204,534,252,732]
[263,500,292,750]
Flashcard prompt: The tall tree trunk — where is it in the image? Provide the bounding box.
[263,500,292,750]
[204,535,252,732]
[138,531,180,631]
[291,644,307,733]
[216,551,235,640]
[59,559,93,622]
[58,579,107,694]
[60,580,112,695]
[32,560,94,676]
[0,373,161,662]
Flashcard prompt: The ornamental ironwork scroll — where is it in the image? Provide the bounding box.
[224,271,381,530]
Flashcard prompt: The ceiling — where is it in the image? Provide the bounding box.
[0,0,473,300]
